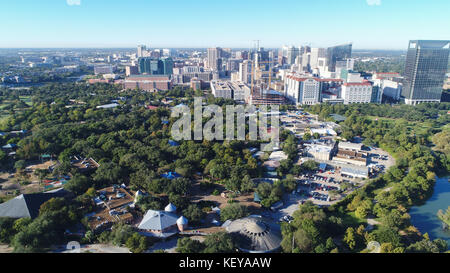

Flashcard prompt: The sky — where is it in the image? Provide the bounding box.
[0,0,449,49]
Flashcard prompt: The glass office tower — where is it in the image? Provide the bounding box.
[138,57,168,75]
[402,40,450,105]
[326,44,352,72]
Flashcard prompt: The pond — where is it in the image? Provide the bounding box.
[410,176,450,245]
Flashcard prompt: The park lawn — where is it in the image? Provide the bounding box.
[342,211,367,227]
[372,181,397,196]
[19,96,33,106]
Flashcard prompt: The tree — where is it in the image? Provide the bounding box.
[240,175,254,193]
[182,204,205,225]
[203,232,236,253]
[302,160,318,171]
[176,237,205,253]
[65,175,91,195]
[256,182,272,199]
[220,203,249,222]
[344,227,357,250]
[303,133,312,141]
[93,162,122,186]
[282,176,297,193]
[13,218,32,233]
[126,232,148,253]
[39,198,66,215]
[0,218,16,244]
[374,227,402,247]
[14,160,26,171]
[437,206,450,228]
[406,238,448,253]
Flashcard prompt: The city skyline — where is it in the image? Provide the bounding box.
[1,0,449,49]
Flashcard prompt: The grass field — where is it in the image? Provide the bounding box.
[19,96,32,106]
[0,96,32,122]
[341,211,367,227]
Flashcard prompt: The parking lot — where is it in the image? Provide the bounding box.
[275,149,396,217]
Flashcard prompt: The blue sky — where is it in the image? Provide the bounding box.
[0,0,449,49]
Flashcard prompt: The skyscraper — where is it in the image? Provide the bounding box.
[137,45,147,58]
[402,40,450,105]
[287,46,299,65]
[239,60,252,84]
[310,48,326,69]
[207,47,222,71]
[326,44,352,72]
[138,57,172,75]
[161,57,174,76]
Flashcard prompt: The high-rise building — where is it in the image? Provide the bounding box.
[138,57,173,75]
[402,40,450,105]
[137,45,147,58]
[326,44,352,72]
[161,57,174,76]
[207,47,222,71]
[287,46,299,65]
[238,60,252,84]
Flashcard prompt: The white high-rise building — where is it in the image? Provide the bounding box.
[238,60,252,84]
[285,74,321,105]
[310,48,326,69]
[137,45,147,58]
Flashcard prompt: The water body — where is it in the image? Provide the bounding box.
[410,176,450,245]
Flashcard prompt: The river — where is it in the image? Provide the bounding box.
[410,176,450,245]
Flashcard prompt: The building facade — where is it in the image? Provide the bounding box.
[326,44,352,72]
[207,47,222,71]
[285,75,321,105]
[341,82,373,104]
[124,75,172,91]
[402,40,450,105]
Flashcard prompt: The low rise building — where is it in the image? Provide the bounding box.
[305,144,334,161]
[124,75,171,91]
[340,165,369,179]
[211,81,233,99]
[372,79,402,101]
[211,81,251,102]
[137,203,188,238]
[341,82,373,104]
[338,142,363,152]
[334,149,367,166]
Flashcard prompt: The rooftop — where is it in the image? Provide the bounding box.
[226,215,282,253]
